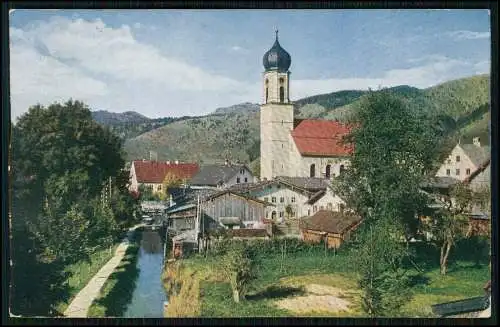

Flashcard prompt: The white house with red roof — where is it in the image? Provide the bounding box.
[129,160,199,194]
[260,32,352,181]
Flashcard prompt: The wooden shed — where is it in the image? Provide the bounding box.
[299,210,362,249]
[200,190,273,230]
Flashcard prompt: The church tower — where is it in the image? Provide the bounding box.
[260,31,294,180]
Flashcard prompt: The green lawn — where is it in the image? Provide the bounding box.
[169,242,490,318]
[55,244,119,314]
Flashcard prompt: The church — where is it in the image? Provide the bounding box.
[260,31,353,181]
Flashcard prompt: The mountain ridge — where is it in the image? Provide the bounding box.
[96,74,490,170]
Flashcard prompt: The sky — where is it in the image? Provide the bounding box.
[9,9,491,120]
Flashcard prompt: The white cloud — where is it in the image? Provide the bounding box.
[133,22,142,29]
[289,56,489,99]
[9,16,490,120]
[445,30,490,40]
[10,39,109,120]
[230,45,244,52]
[10,16,252,119]
[473,60,490,74]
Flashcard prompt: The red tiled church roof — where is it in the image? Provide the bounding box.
[291,119,353,156]
[132,160,199,183]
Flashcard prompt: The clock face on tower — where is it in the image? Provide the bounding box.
[268,53,277,62]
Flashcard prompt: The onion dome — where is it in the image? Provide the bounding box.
[263,30,291,72]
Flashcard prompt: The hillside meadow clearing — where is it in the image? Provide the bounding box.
[162,238,490,318]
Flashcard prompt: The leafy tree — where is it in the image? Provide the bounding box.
[354,220,411,317]
[332,90,440,316]
[138,184,157,201]
[14,100,124,212]
[160,171,182,201]
[27,202,91,264]
[422,183,473,275]
[333,90,441,240]
[110,169,141,228]
[249,158,260,179]
[10,100,128,315]
[220,241,256,303]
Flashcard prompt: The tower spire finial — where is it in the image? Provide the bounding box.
[275,28,279,40]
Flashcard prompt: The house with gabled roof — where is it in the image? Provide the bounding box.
[435,137,490,182]
[228,176,346,223]
[129,160,199,194]
[189,161,255,189]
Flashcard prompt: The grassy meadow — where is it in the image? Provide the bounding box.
[163,238,490,318]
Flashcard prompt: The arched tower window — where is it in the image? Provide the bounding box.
[339,164,345,175]
[279,86,285,103]
[325,164,331,178]
[265,79,269,103]
[310,164,316,178]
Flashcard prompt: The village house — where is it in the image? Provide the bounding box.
[463,158,490,193]
[166,203,197,233]
[168,189,273,258]
[299,210,362,249]
[435,137,490,182]
[165,188,218,234]
[260,32,353,181]
[128,160,199,194]
[188,161,256,189]
[229,176,346,221]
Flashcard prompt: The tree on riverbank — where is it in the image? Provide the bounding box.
[10,100,134,315]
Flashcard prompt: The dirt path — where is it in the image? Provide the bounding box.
[63,225,143,318]
[274,283,354,315]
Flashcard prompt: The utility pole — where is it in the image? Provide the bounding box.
[196,195,200,253]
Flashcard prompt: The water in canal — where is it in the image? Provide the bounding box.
[122,229,167,318]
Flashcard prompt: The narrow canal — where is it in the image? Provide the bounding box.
[122,229,168,318]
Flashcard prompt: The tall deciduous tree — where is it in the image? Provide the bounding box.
[332,90,441,316]
[14,100,124,212]
[422,183,473,275]
[333,90,441,240]
[355,219,412,317]
[10,100,128,315]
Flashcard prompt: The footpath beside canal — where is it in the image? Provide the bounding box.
[64,225,143,318]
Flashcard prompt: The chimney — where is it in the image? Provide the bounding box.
[473,137,481,147]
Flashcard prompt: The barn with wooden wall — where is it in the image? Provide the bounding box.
[299,210,362,249]
[200,190,273,230]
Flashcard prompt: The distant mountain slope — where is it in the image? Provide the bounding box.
[122,74,490,169]
[212,102,259,115]
[92,110,150,125]
[91,110,196,140]
[124,110,260,164]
